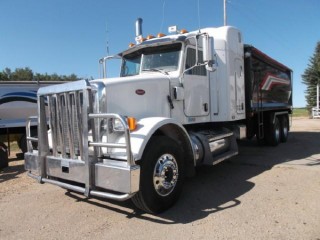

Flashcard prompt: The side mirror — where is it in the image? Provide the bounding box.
[202,35,216,72]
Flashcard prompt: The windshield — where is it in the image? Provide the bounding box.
[121,43,181,77]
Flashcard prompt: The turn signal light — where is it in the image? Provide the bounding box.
[127,117,137,131]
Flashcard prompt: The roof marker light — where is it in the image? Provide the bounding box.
[140,37,146,43]
[180,29,188,34]
[146,35,155,40]
[157,33,166,38]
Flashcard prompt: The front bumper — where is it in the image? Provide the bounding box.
[25,152,140,201]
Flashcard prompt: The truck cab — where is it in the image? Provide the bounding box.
[99,26,245,124]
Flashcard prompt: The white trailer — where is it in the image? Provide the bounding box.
[25,21,292,213]
[0,81,65,168]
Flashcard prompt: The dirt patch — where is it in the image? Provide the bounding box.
[0,118,319,240]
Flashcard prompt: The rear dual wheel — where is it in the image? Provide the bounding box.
[132,136,184,214]
[265,116,281,146]
[265,115,289,146]
[279,115,289,143]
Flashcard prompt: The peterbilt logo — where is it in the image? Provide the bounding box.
[135,89,145,95]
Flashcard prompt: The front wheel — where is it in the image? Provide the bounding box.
[18,134,27,154]
[132,136,184,214]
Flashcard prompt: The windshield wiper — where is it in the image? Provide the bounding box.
[142,68,168,75]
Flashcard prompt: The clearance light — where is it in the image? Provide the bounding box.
[180,29,188,34]
[127,117,137,131]
[157,33,166,38]
[139,37,146,43]
[146,35,155,40]
[129,43,135,48]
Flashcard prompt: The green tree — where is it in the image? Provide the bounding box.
[11,67,34,81]
[0,67,80,81]
[302,41,320,111]
[0,68,11,80]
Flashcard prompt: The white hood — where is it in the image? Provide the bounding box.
[92,74,172,120]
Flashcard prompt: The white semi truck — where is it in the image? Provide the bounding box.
[25,20,292,213]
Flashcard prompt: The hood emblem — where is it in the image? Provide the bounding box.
[135,89,145,95]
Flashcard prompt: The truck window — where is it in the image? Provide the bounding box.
[121,56,141,77]
[141,50,179,72]
[185,47,207,76]
[121,43,182,77]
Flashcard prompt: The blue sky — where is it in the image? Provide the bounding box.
[1,0,319,107]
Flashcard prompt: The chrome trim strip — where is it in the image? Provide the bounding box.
[38,79,91,95]
[90,190,133,201]
[28,172,134,201]
[89,142,126,149]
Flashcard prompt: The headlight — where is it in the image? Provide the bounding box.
[99,117,137,134]
[112,117,137,132]
[112,118,125,132]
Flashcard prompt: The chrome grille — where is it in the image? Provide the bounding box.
[37,79,134,167]
[47,90,85,159]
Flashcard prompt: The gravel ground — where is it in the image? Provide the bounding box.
[0,117,319,240]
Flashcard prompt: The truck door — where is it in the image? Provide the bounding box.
[183,47,210,117]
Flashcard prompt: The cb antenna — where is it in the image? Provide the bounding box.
[105,21,110,56]
[197,0,201,32]
[160,1,166,33]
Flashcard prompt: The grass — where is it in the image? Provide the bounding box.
[9,141,20,152]
[0,138,20,153]
[292,108,309,117]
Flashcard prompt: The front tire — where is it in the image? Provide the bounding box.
[18,134,27,153]
[132,136,184,214]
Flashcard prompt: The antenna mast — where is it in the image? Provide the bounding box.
[105,22,110,56]
[224,0,227,26]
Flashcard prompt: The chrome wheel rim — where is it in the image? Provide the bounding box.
[153,154,179,197]
[275,122,280,141]
[283,126,288,137]
[283,119,288,137]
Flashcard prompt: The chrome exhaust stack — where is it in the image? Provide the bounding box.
[135,18,143,43]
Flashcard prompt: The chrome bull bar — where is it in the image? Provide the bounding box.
[25,80,140,201]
